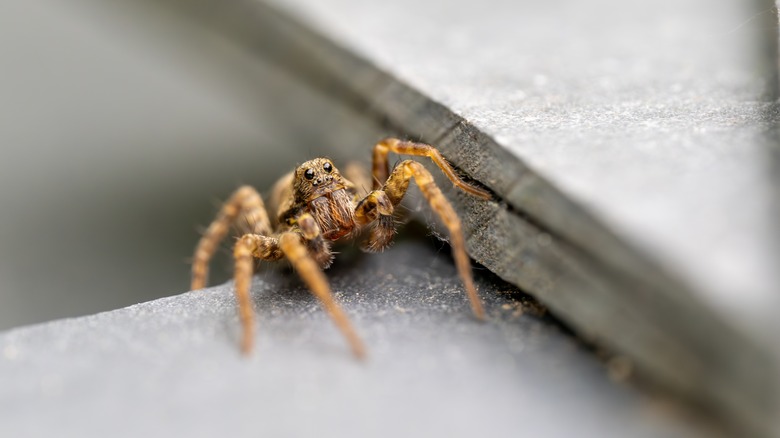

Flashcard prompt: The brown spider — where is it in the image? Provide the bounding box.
[191,138,492,358]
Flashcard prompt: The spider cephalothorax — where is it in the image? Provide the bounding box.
[289,158,357,241]
[293,158,345,200]
[191,138,492,358]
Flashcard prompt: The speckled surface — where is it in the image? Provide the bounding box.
[0,239,705,438]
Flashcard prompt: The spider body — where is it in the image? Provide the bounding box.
[191,139,492,358]
[286,158,357,243]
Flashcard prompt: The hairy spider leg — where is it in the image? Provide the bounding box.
[233,233,283,354]
[279,230,366,359]
[192,185,272,290]
[371,138,492,200]
[233,213,364,358]
[370,160,486,320]
[355,190,395,252]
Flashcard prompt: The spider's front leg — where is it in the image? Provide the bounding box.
[358,159,486,320]
[355,190,396,252]
[278,217,366,359]
[233,232,283,354]
[234,213,365,358]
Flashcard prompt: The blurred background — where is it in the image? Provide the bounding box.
[0,0,389,330]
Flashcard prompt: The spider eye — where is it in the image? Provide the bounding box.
[304,168,315,180]
[323,162,333,173]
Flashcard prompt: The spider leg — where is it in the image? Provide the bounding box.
[232,212,338,355]
[192,185,272,290]
[278,230,366,359]
[355,190,396,252]
[378,159,486,320]
[371,138,491,199]
[233,233,284,354]
[297,213,334,268]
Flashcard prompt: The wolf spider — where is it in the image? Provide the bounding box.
[191,138,492,358]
